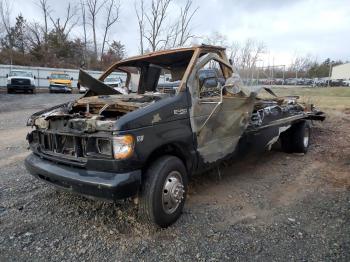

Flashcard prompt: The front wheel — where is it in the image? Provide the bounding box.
[139,155,188,228]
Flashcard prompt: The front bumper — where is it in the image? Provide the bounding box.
[7,84,35,91]
[25,153,141,200]
[49,85,72,92]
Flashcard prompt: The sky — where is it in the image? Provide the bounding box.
[8,0,350,66]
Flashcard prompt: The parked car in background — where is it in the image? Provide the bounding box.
[330,79,343,87]
[285,78,298,85]
[103,76,123,87]
[274,78,285,85]
[342,80,350,86]
[47,72,73,93]
[103,76,128,94]
[6,70,36,94]
[77,82,88,94]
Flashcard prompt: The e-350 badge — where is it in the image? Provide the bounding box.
[173,108,187,115]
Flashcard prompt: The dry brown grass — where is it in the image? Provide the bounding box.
[269,86,350,110]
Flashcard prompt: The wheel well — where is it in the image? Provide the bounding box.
[142,143,193,176]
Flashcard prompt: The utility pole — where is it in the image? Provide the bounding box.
[328,61,332,87]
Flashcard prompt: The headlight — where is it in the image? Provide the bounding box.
[113,135,134,159]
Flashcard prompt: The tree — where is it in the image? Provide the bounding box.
[86,0,104,59]
[26,22,45,63]
[37,0,51,45]
[238,39,266,70]
[12,15,27,54]
[170,0,198,47]
[308,58,343,78]
[101,40,125,65]
[289,54,314,78]
[135,0,145,54]
[202,31,229,47]
[0,0,12,41]
[101,0,120,59]
[143,0,171,51]
[80,0,88,63]
[202,33,266,72]
[135,0,199,52]
[49,2,79,43]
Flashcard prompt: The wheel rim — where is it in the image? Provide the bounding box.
[162,171,185,214]
[303,128,310,148]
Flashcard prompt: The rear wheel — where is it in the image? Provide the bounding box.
[280,121,310,153]
[7,88,12,94]
[139,155,188,228]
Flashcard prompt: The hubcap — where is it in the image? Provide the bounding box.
[303,128,310,148]
[162,171,185,214]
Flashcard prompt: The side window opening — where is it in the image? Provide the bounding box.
[197,60,226,98]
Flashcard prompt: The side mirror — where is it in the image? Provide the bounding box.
[34,76,36,79]
[6,74,8,78]
[47,76,50,80]
[71,77,73,81]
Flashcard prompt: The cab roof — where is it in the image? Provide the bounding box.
[112,45,226,68]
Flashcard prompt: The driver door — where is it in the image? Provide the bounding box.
[188,53,254,164]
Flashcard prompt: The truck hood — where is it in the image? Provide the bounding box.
[8,76,34,81]
[79,69,121,96]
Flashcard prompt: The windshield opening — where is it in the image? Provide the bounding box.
[51,74,70,80]
[9,71,33,77]
[103,49,195,95]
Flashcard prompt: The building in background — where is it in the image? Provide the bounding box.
[331,63,350,80]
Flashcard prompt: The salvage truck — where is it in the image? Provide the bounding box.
[25,45,325,227]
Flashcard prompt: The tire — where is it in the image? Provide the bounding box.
[7,89,12,94]
[139,155,188,228]
[31,89,36,94]
[280,121,310,153]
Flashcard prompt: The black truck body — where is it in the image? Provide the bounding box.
[25,45,325,227]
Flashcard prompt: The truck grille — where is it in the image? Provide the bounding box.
[11,78,30,85]
[37,131,112,161]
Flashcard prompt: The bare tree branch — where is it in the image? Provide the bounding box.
[36,0,51,44]
[26,22,43,49]
[101,0,120,58]
[86,0,105,59]
[0,0,12,36]
[177,0,198,46]
[135,0,145,54]
[48,2,79,40]
[143,0,171,51]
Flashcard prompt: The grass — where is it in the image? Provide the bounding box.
[269,86,350,110]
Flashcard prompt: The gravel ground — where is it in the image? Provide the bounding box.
[0,93,349,261]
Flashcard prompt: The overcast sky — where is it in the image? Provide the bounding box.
[9,0,350,66]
